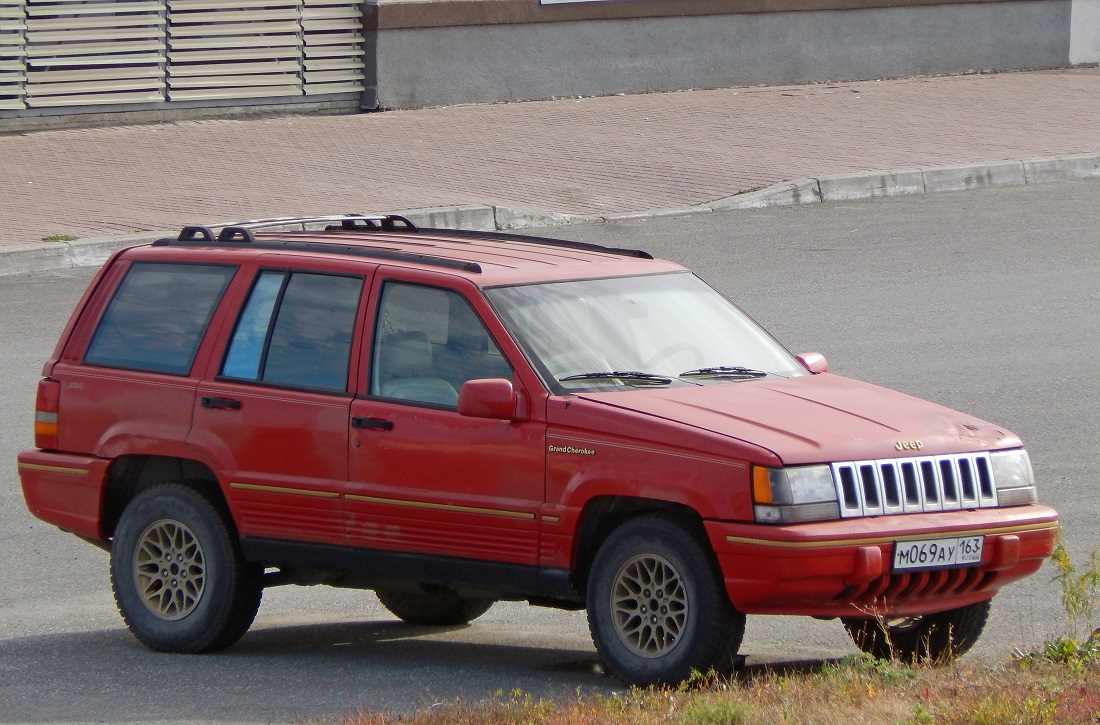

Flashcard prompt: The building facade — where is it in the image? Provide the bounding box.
[1,0,1098,130]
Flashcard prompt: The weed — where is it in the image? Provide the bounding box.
[1018,535,1100,671]
[908,702,935,725]
[1050,534,1100,641]
[41,233,78,242]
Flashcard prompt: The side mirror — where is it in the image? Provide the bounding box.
[796,352,829,374]
[457,378,517,420]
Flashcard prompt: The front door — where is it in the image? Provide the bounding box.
[346,275,545,566]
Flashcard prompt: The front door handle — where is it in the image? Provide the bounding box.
[201,396,242,410]
[351,416,394,431]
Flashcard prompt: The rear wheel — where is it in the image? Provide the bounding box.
[376,585,494,625]
[842,599,991,663]
[586,515,745,686]
[110,483,262,653]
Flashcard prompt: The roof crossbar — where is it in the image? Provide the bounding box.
[214,214,417,233]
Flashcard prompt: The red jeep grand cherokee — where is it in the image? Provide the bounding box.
[18,215,1058,685]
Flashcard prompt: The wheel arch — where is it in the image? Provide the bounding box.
[570,495,713,595]
[101,455,226,539]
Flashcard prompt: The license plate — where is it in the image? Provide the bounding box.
[892,535,984,571]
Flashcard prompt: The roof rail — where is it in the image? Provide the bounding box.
[155,213,654,267]
[416,227,653,260]
[199,215,651,259]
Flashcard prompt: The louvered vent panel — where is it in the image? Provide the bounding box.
[2,0,364,113]
[301,0,362,95]
[167,0,303,101]
[0,0,28,109]
[22,0,165,107]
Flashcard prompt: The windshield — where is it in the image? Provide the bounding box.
[485,271,806,392]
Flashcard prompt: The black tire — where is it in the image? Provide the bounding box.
[376,585,494,625]
[110,483,263,653]
[586,514,745,687]
[842,599,992,663]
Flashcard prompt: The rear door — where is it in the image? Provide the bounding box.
[190,258,372,545]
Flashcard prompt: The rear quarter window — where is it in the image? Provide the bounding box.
[83,261,237,375]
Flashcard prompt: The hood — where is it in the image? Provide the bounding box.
[575,374,1019,465]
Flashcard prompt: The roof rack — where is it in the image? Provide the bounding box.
[174,214,418,244]
[156,215,478,273]
[156,213,654,270]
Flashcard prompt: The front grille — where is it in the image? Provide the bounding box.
[833,452,997,518]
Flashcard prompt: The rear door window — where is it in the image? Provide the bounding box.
[221,270,363,392]
[84,262,237,375]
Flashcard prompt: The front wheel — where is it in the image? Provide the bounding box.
[110,483,263,653]
[586,515,745,686]
[841,599,991,663]
[376,585,494,625]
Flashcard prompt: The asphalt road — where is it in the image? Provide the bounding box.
[2,181,1097,724]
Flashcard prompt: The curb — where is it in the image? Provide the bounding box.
[3,153,1098,278]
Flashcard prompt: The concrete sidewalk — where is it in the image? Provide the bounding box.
[2,67,1099,276]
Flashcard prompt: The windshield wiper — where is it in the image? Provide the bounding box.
[560,371,673,385]
[679,365,768,379]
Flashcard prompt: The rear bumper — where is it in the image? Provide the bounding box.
[706,505,1059,618]
[17,449,110,541]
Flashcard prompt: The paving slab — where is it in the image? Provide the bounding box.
[1,67,1099,275]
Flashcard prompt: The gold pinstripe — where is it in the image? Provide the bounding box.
[230,482,340,499]
[17,462,89,476]
[345,494,535,520]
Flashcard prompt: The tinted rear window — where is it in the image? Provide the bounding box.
[221,270,363,391]
[84,262,237,375]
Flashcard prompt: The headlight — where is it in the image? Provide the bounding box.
[752,465,840,524]
[990,448,1038,506]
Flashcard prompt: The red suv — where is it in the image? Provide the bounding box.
[18,215,1058,685]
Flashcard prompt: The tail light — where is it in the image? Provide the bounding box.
[34,379,61,449]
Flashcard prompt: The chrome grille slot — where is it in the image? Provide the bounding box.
[833,452,997,518]
[976,455,996,505]
[836,464,861,515]
[920,460,940,510]
[860,464,881,515]
[940,459,960,509]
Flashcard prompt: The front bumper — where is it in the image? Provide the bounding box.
[706,504,1058,618]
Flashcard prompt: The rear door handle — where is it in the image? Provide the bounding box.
[201,396,242,410]
[351,416,393,430]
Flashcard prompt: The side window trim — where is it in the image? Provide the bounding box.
[82,261,238,376]
[219,269,290,382]
[368,278,513,408]
[217,268,365,394]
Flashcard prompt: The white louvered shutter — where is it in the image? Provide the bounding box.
[302,0,363,95]
[167,0,304,100]
[1,0,366,113]
[0,0,28,109]
[22,0,166,107]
